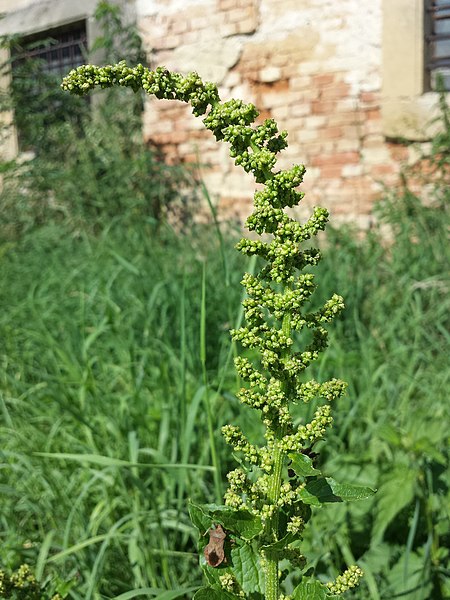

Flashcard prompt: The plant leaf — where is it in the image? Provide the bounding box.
[188,501,263,540]
[193,587,237,600]
[385,547,433,600]
[261,531,297,554]
[288,452,322,477]
[231,542,265,594]
[324,478,376,501]
[372,465,416,543]
[188,500,212,534]
[34,452,212,470]
[113,588,199,599]
[147,590,201,600]
[299,477,375,506]
[292,580,329,599]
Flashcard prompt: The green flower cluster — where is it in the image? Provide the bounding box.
[326,566,364,595]
[62,63,366,600]
[0,565,63,600]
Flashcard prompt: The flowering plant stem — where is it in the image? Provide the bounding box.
[62,62,374,600]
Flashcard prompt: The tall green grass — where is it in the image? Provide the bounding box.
[0,187,448,598]
[302,189,450,599]
[0,220,245,598]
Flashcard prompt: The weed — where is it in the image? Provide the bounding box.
[60,63,377,600]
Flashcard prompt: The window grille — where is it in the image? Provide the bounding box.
[10,21,88,152]
[426,0,450,90]
[13,21,87,77]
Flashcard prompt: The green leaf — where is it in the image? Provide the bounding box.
[189,500,212,534]
[188,501,263,540]
[148,590,202,600]
[213,508,263,540]
[231,542,265,594]
[288,452,321,477]
[261,531,297,554]
[385,547,433,600]
[193,587,237,600]
[412,436,447,464]
[113,588,200,599]
[35,452,213,470]
[372,465,416,543]
[378,423,403,447]
[298,477,375,506]
[324,478,376,501]
[292,580,329,600]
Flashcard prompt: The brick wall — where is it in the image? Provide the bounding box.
[137,0,416,226]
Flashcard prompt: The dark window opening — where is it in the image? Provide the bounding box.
[12,20,88,77]
[10,21,89,153]
[426,0,450,90]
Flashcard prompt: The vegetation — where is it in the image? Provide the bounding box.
[0,563,71,599]
[0,3,448,599]
[1,177,448,599]
[61,62,381,599]
[0,2,197,240]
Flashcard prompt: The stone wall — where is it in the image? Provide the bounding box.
[137,0,418,226]
[0,0,437,225]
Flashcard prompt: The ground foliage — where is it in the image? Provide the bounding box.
[0,127,449,599]
[0,4,449,598]
[60,62,376,600]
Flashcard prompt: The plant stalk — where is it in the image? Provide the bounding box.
[265,441,285,600]
[265,308,292,600]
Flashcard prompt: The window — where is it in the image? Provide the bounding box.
[426,0,450,90]
[12,21,87,78]
[0,0,104,159]
[8,21,89,152]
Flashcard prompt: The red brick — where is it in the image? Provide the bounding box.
[321,126,344,140]
[159,130,190,144]
[182,30,202,43]
[174,119,193,131]
[320,165,343,178]
[362,120,383,136]
[311,152,360,167]
[281,63,301,78]
[360,91,379,104]
[256,78,289,92]
[312,100,338,115]
[312,74,335,87]
[290,89,320,104]
[327,112,361,127]
[370,164,397,176]
[320,82,350,100]
[366,109,381,120]
[388,144,409,162]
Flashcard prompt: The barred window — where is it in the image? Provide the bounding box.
[9,21,89,152]
[426,0,450,89]
[12,21,87,77]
